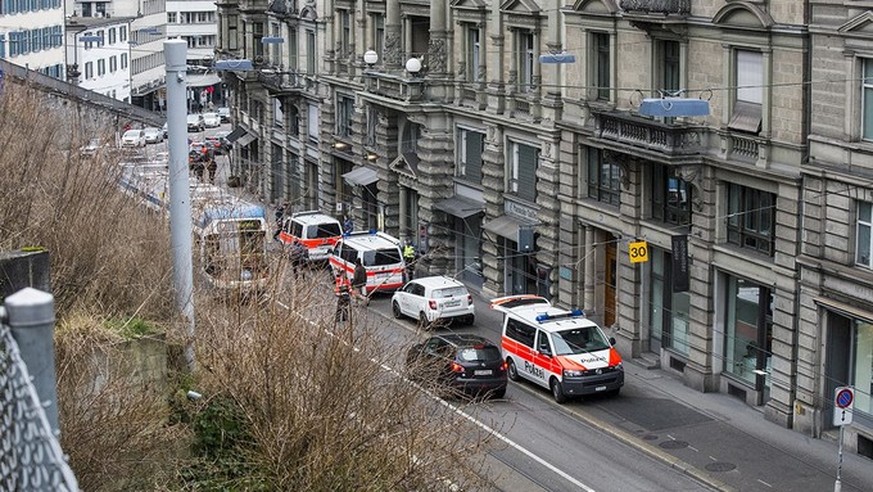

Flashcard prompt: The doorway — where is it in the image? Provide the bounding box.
[605,240,617,327]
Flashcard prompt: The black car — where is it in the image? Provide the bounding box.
[406,334,507,399]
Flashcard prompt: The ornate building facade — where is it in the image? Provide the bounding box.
[218,0,873,455]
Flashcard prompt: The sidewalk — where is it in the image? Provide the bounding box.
[469,290,873,492]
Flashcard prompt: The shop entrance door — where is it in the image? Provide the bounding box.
[605,240,617,327]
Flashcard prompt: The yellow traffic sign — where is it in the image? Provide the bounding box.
[628,241,649,263]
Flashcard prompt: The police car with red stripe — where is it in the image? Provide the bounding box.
[491,295,624,403]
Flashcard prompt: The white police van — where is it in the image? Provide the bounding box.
[491,295,624,403]
[329,231,406,295]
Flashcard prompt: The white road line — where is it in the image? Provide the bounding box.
[687,445,699,452]
[756,479,773,488]
[709,456,718,461]
[270,295,595,492]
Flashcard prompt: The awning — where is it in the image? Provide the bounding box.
[343,166,379,186]
[434,195,484,218]
[224,127,247,143]
[187,73,221,88]
[483,214,537,240]
[814,297,873,324]
[237,132,257,147]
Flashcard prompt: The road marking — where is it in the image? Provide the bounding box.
[709,456,718,461]
[756,479,773,488]
[687,445,699,452]
[271,296,595,492]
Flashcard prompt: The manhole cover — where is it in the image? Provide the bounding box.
[705,462,737,472]
[643,434,659,441]
[659,440,689,449]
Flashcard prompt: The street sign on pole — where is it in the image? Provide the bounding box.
[833,386,855,426]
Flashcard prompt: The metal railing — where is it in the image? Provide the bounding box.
[1,289,79,492]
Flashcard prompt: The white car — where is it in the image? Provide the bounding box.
[187,114,205,132]
[121,129,147,148]
[217,107,230,122]
[80,137,104,156]
[202,112,221,128]
[143,127,163,144]
[391,276,475,328]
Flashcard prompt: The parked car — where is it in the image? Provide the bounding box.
[79,137,105,156]
[217,107,230,122]
[391,276,475,328]
[121,129,147,148]
[202,112,221,128]
[143,127,163,144]
[204,135,230,154]
[187,114,205,132]
[406,334,507,399]
[161,122,168,138]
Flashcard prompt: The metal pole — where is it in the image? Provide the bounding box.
[834,424,844,492]
[165,39,196,371]
[5,287,60,436]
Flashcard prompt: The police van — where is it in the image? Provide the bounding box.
[491,295,624,403]
[277,211,343,261]
[329,231,406,295]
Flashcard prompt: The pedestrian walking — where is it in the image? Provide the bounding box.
[274,201,288,240]
[352,258,368,305]
[343,215,354,235]
[335,272,352,323]
[289,240,308,277]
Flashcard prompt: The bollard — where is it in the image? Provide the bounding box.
[5,287,60,436]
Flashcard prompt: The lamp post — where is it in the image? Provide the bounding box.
[165,39,196,371]
[405,57,422,77]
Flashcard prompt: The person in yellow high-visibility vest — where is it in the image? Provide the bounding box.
[403,239,416,282]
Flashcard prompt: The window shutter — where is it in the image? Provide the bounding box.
[465,131,483,184]
[516,143,538,202]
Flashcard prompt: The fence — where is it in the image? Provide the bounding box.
[0,288,79,491]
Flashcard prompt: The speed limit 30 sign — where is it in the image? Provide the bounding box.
[628,241,649,263]
[833,386,855,426]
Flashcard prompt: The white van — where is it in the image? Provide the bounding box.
[277,211,343,261]
[329,231,406,295]
[491,295,624,403]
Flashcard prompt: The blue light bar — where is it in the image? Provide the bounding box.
[638,97,710,117]
[536,314,550,323]
[261,36,285,44]
[539,53,576,64]
[214,59,254,71]
[570,308,585,317]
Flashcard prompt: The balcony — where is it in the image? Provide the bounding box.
[620,0,690,15]
[364,72,424,103]
[593,110,704,158]
[257,69,309,94]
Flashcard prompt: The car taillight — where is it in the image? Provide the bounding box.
[500,360,508,372]
[467,294,473,305]
[428,300,437,310]
[450,362,464,373]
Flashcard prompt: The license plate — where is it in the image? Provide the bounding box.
[595,385,607,392]
[444,300,461,307]
[474,369,492,376]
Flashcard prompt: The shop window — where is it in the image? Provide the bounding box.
[723,275,773,391]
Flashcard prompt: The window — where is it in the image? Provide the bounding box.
[651,164,691,226]
[274,99,284,127]
[366,106,377,146]
[85,61,93,79]
[372,14,384,61]
[336,95,354,138]
[726,183,775,256]
[121,53,128,69]
[228,15,238,51]
[253,22,264,57]
[97,59,105,76]
[108,28,116,45]
[457,128,484,184]
[120,26,127,42]
[109,56,117,72]
[466,25,480,82]
[723,275,772,389]
[505,319,536,348]
[168,12,177,23]
[517,30,534,93]
[401,186,419,240]
[863,60,873,141]
[306,30,316,74]
[658,39,681,122]
[857,201,873,268]
[509,141,538,202]
[592,32,610,101]
[586,147,620,206]
[0,35,5,59]
[340,10,351,54]
[96,30,104,47]
[401,123,419,155]
[287,29,298,70]
[649,248,690,355]
[308,103,319,142]
[729,50,763,133]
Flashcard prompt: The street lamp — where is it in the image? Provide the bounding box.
[405,57,422,77]
[363,50,378,66]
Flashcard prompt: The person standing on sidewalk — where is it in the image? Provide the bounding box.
[334,272,352,323]
[352,258,368,305]
[403,239,416,282]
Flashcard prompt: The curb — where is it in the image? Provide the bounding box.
[366,304,735,492]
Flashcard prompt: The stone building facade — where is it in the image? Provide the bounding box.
[217,0,873,455]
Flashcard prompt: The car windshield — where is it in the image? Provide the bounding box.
[457,346,501,362]
[433,287,467,299]
[551,326,611,355]
[362,248,401,267]
[187,116,199,122]
[123,130,140,138]
[308,223,341,238]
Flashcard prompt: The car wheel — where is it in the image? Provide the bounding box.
[392,301,403,319]
[607,387,621,397]
[507,358,520,382]
[550,378,567,404]
[491,387,506,399]
[418,312,429,330]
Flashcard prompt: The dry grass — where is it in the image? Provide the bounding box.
[1,84,496,491]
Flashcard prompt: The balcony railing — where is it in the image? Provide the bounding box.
[364,72,424,103]
[594,111,704,156]
[257,69,308,94]
[620,0,691,15]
